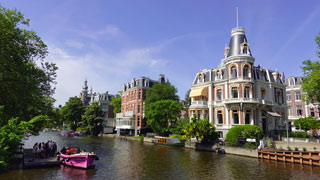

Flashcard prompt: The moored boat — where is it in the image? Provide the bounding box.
[59,153,98,169]
[153,136,185,147]
[58,146,99,169]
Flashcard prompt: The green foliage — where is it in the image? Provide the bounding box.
[81,102,104,136]
[146,100,182,136]
[314,147,317,151]
[60,97,84,131]
[76,127,86,132]
[170,118,189,135]
[294,116,320,133]
[244,142,256,150]
[267,137,274,148]
[279,146,283,151]
[182,89,191,112]
[0,6,57,124]
[226,125,264,146]
[145,81,179,106]
[283,131,311,138]
[287,146,292,151]
[295,147,299,151]
[301,60,320,103]
[183,118,218,144]
[303,147,307,151]
[110,94,122,114]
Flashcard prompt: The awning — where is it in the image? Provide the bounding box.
[189,87,207,97]
[267,111,282,118]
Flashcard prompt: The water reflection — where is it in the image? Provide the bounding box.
[2,132,320,180]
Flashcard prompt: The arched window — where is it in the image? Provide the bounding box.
[232,87,238,98]
[244,86,250,98]
[216,70,222,80]
[231,66,237,78]
[233,110,239,124]
[216,89,222,100]
[243,65,249,78]
[217,110,223,124]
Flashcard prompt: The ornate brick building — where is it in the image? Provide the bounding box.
[116,75,165,136]
[188,26,287,139]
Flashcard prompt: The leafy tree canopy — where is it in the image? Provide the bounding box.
[294,116,320,133]
[110,93,122,115]
[81,102,104,136]
[301,33,320,103]
[146,100,182,136]
[183,118,218,144]
[0,6,57,124]
[60,97,84,131]
[145,81,179,106]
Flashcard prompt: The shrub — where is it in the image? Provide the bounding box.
[76,127,85,132]
[226,125,264,146]
[287,146,292,151]
[279,146,283,151]
[303,147,307,151]
[283,131,310,138]
[267,137,274,148]
[294,147,299,151]
[170,134,185,142]
[244,142,256,150]
[314,147,317,151]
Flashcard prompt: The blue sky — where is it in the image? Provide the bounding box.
[2,0,320,106]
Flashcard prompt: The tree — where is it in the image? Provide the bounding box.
[183,89,191,109]
[170,118,189,135]
[145,81,179,106]
[0,6,57,124]
[146,100,182,136]
[183,118,218,144]
[81,102,104,136]
[60,97,84,131]
[301,33,320,103]
[294,116,320,134]
[110,93,122,114]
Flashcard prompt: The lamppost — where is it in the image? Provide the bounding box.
[286,118,289,146]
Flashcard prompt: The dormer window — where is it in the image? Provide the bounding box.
[241,41,250,55]
[289,78,295,86]
[230,65,237,78]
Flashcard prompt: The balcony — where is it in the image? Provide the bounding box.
[190,100,208,109]
[260,99,273,105]
[116,119,135,129]
[223,98,259,104]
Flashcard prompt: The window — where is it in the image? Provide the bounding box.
[289,78,295,86]
[286,92,291,101]
[276,90,282,103]
[243,65,249,78]
[231,66,237,78]
[197,111,201,119]
[216,89,222,100]
[233,110,239,124]
[295,91,301,101]
[138,92,141,99]
[311,108,315,117]
[232,87,238,98]
[217,111,223,124]
[244,86,250,98]
[296,105,303,116]
[138,104,141,113]
[288,106,292,116]
[137,116,140,127]
[245,110,250,124]
[261,89,266,100]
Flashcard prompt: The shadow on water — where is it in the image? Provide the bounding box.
[2,132,320,180]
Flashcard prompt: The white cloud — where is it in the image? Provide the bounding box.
[65,40,85,49]
[46,43,168,106]
[71,24,123,40]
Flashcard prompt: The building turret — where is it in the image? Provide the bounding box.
[226,27,252,57]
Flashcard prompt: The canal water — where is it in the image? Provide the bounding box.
[1,132,320,180]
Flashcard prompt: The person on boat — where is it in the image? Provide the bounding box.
[33,143,38,158]
[60,146,67,155]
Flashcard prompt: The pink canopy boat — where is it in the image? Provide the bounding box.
[59,153,99,169]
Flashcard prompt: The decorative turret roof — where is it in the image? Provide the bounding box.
[226,27,252,57]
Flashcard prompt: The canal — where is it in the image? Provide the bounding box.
[1,132,320,180]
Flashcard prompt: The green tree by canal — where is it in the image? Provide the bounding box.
[145,81,181,136]
[301,33,320,103]
[82,102,104,136]
[0,6,57,125]
[183,118,218,144]
[60,97,84,131]
[294,116,320,135]
[110,92,122,114]
[0,6,58,173]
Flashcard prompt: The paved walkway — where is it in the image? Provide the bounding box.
[275,141,320,151]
